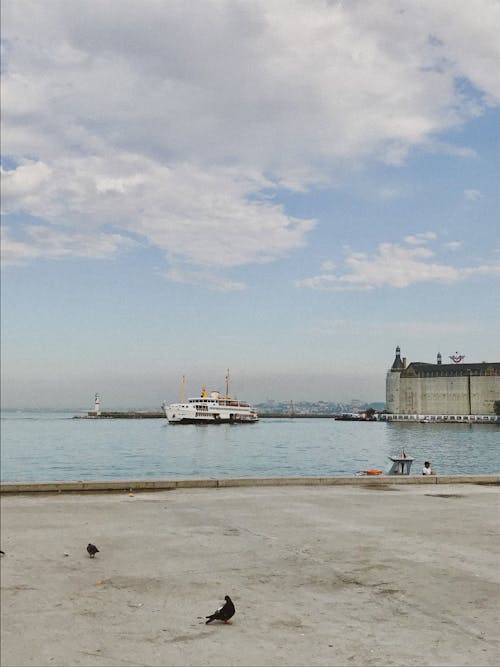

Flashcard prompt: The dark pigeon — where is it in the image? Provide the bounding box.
[87,543,99,558]
[205,595,235,624]
[0,550,5,555]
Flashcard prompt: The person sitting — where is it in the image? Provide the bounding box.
[422,461,436,475]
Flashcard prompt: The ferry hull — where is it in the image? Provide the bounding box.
[163,406,258,424]
[168,416,257,424]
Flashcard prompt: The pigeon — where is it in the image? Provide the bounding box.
[0,550,5,555]
[205,595,235,624]
[87,543,99,558]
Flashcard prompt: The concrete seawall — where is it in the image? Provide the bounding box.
[1,474,498,494]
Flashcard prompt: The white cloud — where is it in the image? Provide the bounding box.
[1,224,134,266]
[444,241,463,251]
[428,142,477,158]
[403,232,437,245]
[2,0,500,280]
[1,156,315,270]
[377,187,401,200]
[165,267,246,291]
[320,260,336,271]
[295,235,500,291]
[1,162,52,210]
[464,189,482,200]
[462,264,500,277]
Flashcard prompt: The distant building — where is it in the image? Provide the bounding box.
[386,346,500,415]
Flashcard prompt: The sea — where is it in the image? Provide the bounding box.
[1,410,499,483]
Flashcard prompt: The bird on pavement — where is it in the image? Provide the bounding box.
[205,595,235,624]
[87,543,99,558]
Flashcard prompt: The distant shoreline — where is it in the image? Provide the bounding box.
[71,411,500,423]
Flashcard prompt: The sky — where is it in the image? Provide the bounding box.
[1,0,499,409]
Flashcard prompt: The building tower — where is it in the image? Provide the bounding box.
[386,346,404,413]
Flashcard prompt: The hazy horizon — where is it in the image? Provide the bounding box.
[1,368,386,411]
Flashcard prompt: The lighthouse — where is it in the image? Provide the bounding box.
[92,394,101,417]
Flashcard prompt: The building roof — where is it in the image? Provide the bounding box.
[401,362,500,378]
[391,346,405,370]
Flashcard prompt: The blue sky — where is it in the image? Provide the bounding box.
[1,0,499,409]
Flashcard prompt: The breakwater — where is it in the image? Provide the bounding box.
[74,411,164,419]
[74,411,337,419]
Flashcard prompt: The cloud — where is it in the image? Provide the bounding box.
[377,187,401,200]
[320,260,336,271]
[462,264,500,278]
[165,266,246,291]
[428,142,477,158]
[1,156,315,270]
[1,224,134,266]
[2,0,500,280]
[444,241,463,251]
[1,162,52,208]
[464,189,482,200]
[403,232,437,245]
[295,235,500,290]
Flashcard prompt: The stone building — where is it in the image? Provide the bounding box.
[386,346,500,415]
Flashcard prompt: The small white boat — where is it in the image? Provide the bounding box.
[162,371,258,424]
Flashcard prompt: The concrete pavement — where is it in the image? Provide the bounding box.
[1,483,499,666]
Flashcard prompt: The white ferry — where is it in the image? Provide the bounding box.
[162,372,258,424]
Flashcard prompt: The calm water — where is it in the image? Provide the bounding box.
[1,410,499,482]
